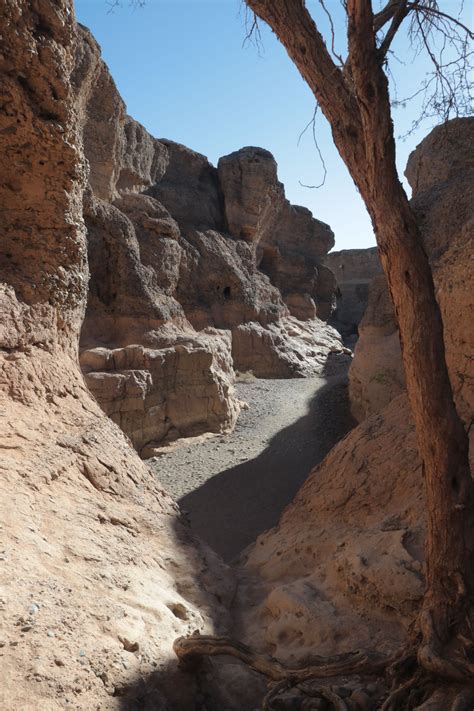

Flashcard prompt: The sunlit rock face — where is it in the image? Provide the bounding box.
[0,4,233,710]
[236,118,474,667]
[71,26,347,450]
[349,117,474,423]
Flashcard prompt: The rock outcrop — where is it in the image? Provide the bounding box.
[349,117,474,422]
[236,119,474,668]
[325,247,382,339]
[218,146,337,321]
[238,394,424,662]
[0,5,233,708]
[71,27,348,451]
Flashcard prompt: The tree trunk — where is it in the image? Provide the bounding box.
[246,0,473,672]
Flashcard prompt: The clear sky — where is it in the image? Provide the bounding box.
[74,0,471,251]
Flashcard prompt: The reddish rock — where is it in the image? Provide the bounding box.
[349,118,474,422]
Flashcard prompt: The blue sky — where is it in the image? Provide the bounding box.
[74,0,471,250]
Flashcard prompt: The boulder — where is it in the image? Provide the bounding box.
[81,331,240,457]
[232,317,351,378]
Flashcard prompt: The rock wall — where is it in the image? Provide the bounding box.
[0,4,233,708]
[239,395,425,662]
[325,247,382,339]
[349,117,474,422]
[73,26,348,453]
[236,119,474,668]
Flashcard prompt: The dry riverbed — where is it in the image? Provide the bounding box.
[150,374,355,561]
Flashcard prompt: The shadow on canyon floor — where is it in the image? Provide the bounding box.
[179,374,356,562]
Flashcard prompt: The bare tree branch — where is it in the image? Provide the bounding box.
[318,0,344,65]
[408,2,474,40]
[378,0,410,59]
[297,105,327,189]
[374,0,405,32]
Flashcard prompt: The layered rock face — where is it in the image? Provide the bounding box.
[236,119,474,667]
[218,146,337,321]
[349,117,474,422]
[325,247,382,339]
[0,5,233,708]
[72,27,347,452]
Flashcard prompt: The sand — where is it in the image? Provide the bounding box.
[150,373,355,561]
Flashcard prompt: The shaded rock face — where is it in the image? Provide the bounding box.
[71,27,346,447]
[349,117,474,422]
[237,119,474,666]
[0,4,233,709]
[239,395,425,662]
[325,247,382,339]
[218,147,336,320]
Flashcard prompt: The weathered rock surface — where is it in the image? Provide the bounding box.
[325,247,382,338]
[238,394,425,662]
[349,118,474,422]
[81,332,240,456]
[0,5,233,709]
[71,29,346,450]
[218,146,336,320]
[236,119,474,668]
[232,317,350,378]
[348,274,406,422]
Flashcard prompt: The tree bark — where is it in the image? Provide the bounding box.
[246,0,473,670]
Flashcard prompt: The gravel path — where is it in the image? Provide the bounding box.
[151,374,355,561]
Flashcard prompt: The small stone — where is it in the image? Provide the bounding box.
[332,686,351,699]
[78,649,86,657]
[118,636,139,653]
[29,604,40,615]
[21,625,32,632]
[47,630,55,638]
[350,689,372,710]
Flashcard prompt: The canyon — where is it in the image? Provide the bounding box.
[0,2,472,710]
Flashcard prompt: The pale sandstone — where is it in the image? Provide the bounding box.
[237,121,474,670]
[72,30,345,446]
[349,118,474,422]
[0,6,232,709]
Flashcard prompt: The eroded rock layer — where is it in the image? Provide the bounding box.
[236,118,474,668]
[72,25,347,452]
[0,4,232,708]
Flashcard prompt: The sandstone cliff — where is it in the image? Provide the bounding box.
[0,5,233,708]
[325,247,382,340]
[72,25,348,454]
[349,117,474,423]
[236,119,474,669]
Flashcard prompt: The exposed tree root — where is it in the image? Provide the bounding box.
[174,630,474,709]
[418,607,474,684]
[173,632,389,681]
[263,678,348,710]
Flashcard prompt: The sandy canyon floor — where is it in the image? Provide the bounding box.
[151,372,355,561]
